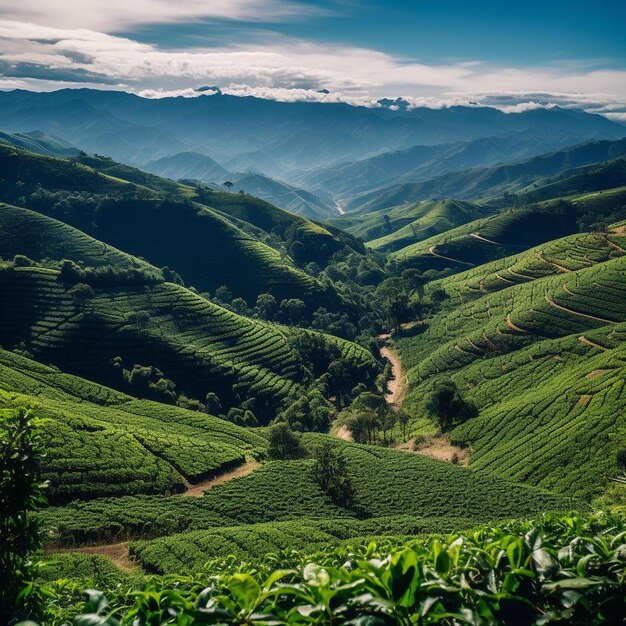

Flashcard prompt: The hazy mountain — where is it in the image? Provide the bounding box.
[346,137,626,212]
[0,89,622,173]
[0,129,80,157]
[146,151,231,183]
[296,135,576,203]
[232,172,338,219]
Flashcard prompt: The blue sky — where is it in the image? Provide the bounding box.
[0,0,624,118]
[132,0,626,67]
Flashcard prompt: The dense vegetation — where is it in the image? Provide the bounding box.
[28,512,626,625]
[2,122,626,625]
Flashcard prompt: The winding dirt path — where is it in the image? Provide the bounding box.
[182,458,260,497]
[51,542,139,573]
[470,232,500,245]
[335,334,406,441]
[379,337,406,408]
[428,246,475,267]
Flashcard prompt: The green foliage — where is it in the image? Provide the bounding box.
[0,408,47,624]
[41,437,577,546]
[313,441,355,508]
[36,512,626,625]
[427,381,477,432]
[267,423,306,460]
[0,350,266,501]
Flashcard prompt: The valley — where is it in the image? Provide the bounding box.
[1,88,626,625]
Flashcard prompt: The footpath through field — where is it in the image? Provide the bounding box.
[49,458,262,570]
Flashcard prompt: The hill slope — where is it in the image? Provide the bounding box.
[396,230,626,497]
[0,144,343,308]
[0,350,267,502]
[347,138,626,212]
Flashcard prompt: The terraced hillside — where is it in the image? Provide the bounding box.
[195,189,361,264]
[329,198,489,247]
[396,240,626,497]
[510,156,626,205]
[392,187,626,271]
[0,265,374,421]
[0,204,160,275]
[42,434,577,547]
[0,145,340,307]
[429,226,626,308]
[0,350,266,502]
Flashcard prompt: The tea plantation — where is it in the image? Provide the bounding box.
[0,349,267,501]
[41,437,577,547]
[392,186,626,271]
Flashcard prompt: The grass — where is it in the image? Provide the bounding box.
[0,204,158,273]
[0,144,341,307]
[0,266,310,419]
[391,187,626,272]
[429,227,626,308]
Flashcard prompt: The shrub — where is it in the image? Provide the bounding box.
[313,442,354,508]
[267,423,306,460]
[0,408,47,624]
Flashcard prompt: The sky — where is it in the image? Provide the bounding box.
[0,0,625,119]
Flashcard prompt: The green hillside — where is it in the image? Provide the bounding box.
[0,264,375,422]
[42,434,576,547]
[0,145,342,307]
[346,139,626,212]
[328,198,490,247]
[0,203,161,276]
[367,199,491,252]
[396,243,626,497]
[429,227,626,308]
[507,156,626,205]
[391,187,626,271]
[0,349,266,502]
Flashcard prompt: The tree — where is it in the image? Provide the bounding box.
[69,282,95,305]
[314,442,354,508]
[205,392,222,415]
[345,411,379,444]
[289,240,306,265]
[231,297,249,316]
[214,285,233,304]
[375,277,410,333]
[280,298,306,326]
[327,358,357,410]
[267,423,306,460]
[427,381,477,432]
[396,410,414,442]
[255,293,277,321]
[1,408,47,624]
[223,181,234,190]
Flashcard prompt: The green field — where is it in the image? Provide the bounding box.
[41,434,577,547]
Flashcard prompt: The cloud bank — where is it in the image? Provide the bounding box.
[0,17,625,120]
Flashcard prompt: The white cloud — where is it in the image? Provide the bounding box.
[0,19,625,120]
[0,0,326,30]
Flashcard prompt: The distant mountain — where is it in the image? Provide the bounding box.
[296,135,574,203]
[146,151,231,184]
[232,172,338,219]
[145,151,336,219]
[346,138,626,212]
[0,129,80,157]
[224,150,290,179]
[0,89,622,173]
